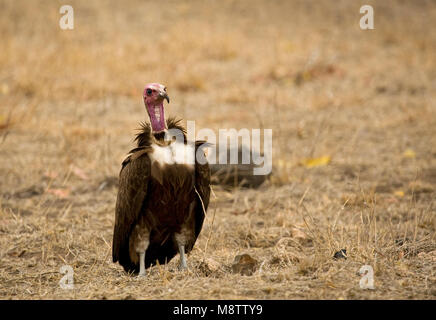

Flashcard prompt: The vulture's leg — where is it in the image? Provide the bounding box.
[174,233,188,270]
[138,252,146,277]
[133,224,150,277]
[178,244,188,270]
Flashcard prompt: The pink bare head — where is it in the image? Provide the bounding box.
[143,83,170,133]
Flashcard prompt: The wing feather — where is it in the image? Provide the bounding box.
[112,149,151,267]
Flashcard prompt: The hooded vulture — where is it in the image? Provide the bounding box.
[112,83,210,276]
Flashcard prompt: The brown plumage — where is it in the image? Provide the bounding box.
[112,84,210,275]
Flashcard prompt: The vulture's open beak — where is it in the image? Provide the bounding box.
[159,91,170,104]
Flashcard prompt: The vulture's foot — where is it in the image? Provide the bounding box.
[178,263,188,271]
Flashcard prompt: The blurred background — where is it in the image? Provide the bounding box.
[0,0,435,299]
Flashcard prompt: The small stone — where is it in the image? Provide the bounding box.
[333,249,347,260]
[231,254,258,276]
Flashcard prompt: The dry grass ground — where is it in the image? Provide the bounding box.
[0,0,435,299]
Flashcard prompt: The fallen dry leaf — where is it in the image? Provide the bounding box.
[394,190,405,197]
[301,155,331,168]
[403,149,416,158]
[46,188,70,198]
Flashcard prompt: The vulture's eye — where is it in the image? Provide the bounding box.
[146,88,152,96]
